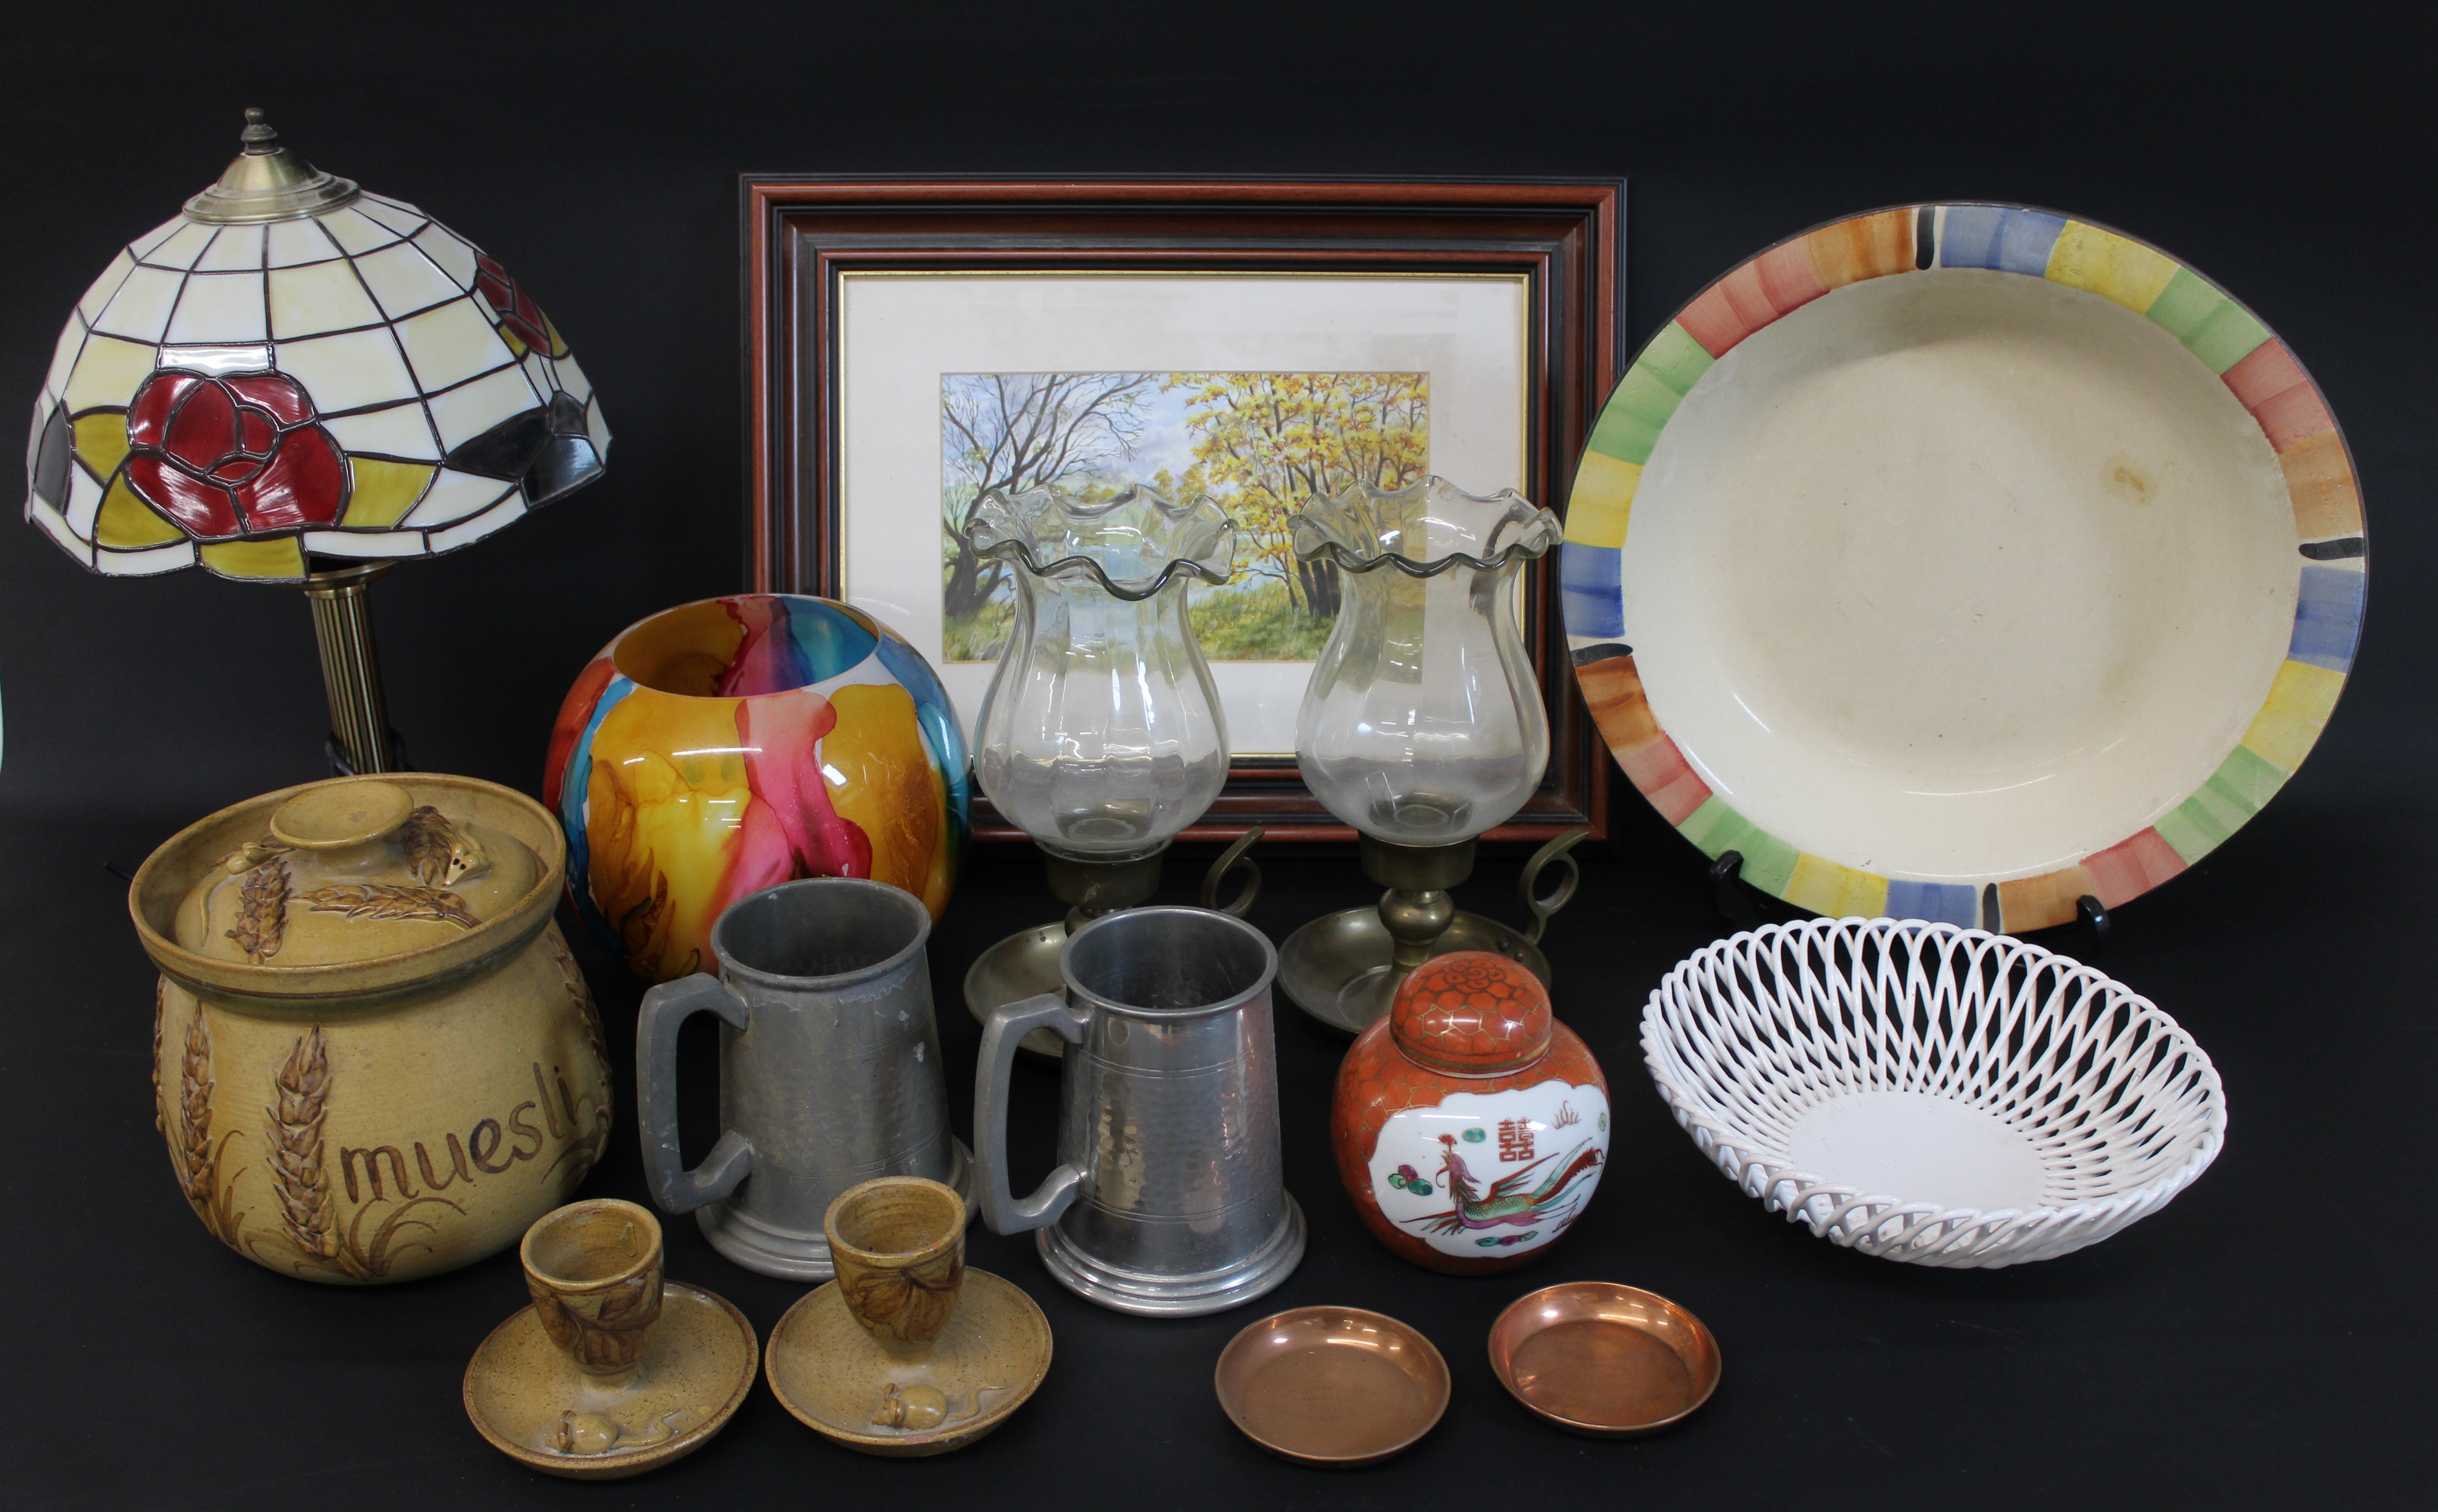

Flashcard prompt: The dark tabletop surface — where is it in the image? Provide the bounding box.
[3,2,2433,1506]
[7,795,2430,1508]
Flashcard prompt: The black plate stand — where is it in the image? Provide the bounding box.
[1710,849,2112,956]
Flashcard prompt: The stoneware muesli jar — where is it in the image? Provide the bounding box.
[131,774,612,1284]
[1332,951,1609,1274]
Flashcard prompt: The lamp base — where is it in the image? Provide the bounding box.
[1278,906,1552,1038]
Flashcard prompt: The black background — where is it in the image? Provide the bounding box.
[3,4,2430,1507]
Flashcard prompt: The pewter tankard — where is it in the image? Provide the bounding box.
[975,906,1304,1316]
[638,877,973,1280]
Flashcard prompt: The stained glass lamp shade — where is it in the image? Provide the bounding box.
[20,110,606,772]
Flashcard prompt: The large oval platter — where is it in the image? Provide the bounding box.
[1562,205,2364,930]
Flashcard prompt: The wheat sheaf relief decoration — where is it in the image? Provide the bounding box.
[158,984,249,1250]
[151,982,165,1137]
[543,929,615,1182]
[402,804,491,887]
[299,883,482,929]
[546,929,610,1081]
[226,856,291,963]
[217,834,292,873]
[260,1026,463,1280]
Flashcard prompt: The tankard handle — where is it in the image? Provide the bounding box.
[974,991,1091,1235]
[636,974,755,1215]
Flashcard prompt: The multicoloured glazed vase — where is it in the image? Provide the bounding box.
[546,595,969,983]
[1331,951,1608,1274]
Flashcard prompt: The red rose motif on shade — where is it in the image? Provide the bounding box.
[473,253,554,355]
[122,370,347,539]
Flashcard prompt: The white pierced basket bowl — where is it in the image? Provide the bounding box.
[1643,918,2225,1268]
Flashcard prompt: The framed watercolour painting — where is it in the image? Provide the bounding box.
[743,178,1623,842]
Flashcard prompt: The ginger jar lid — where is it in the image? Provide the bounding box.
[1389,951,1552,1076]
[163,778,543,971]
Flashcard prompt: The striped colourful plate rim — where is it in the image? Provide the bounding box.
[1560,204,2365,932]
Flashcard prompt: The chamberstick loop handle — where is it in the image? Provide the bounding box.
[1200,827,1265,917]
[636,973,755,1213]
[1518,825,1589,946]
[974,990,1089,1234]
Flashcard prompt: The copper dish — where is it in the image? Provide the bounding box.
[1488,1283,1720,1436]
[1214,1306,1449,1466]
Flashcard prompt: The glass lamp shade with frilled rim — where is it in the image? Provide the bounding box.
[22,110,606,585]
[969,483,1235,858]
[1291,477,1563,845]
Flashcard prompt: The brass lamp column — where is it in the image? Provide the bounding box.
[180,116,392,775]
[301,563,396,774]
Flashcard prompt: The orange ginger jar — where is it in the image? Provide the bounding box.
[1331,952,1608,1274]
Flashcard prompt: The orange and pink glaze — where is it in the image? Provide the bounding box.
[546,595,967,982]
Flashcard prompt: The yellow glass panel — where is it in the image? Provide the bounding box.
[199,536,306,581]
[72,412,130,483]
[543,311,569,359]
[1565,452,1642,548]
[498,324,528,358]
[2046,223,2178,314]
[94,472,185,548]
[340,458,436,528]
[63,336,158,413]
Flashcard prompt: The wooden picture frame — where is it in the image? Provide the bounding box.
[741,176,1623,843]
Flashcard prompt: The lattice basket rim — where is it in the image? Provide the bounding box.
[1641,916,2227,1267]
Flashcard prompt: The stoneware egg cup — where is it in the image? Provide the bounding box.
[462,1199,757,1479]
[764,1176,1052,1457]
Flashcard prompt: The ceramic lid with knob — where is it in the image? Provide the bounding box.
[172,778,541,969]
[1389,953,1555,1076]
[133,773,564,999]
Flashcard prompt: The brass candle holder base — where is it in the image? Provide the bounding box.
[964,844,1165,1057]
[964,831,1264,1057]
[1278,828,1589,1038]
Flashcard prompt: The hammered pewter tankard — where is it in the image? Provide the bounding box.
[638,878,973,1280]
[975,906,1305,1315]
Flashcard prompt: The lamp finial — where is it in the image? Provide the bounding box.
[184,108,358,224]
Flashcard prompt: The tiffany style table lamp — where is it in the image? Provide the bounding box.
[22,110,607,773]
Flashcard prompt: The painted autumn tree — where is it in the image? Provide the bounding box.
[1164,372,1428,620]
[940,372,1157,619]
